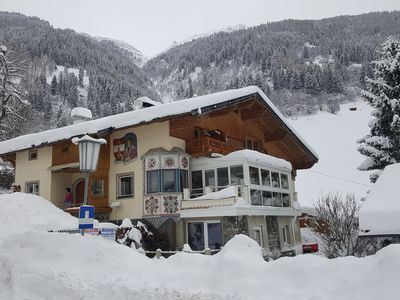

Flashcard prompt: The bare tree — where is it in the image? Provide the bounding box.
[0,46,28,140]
[311,192,367,258]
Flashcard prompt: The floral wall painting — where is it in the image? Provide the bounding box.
[113,132,138,163]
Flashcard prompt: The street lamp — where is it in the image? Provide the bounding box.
[72,135,107,205]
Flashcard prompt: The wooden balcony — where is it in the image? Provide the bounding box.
[186,136,244,157]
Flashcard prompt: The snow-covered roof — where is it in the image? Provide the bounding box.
[0,86,318,160]
[210,149,292,171]
[359,163,400,236]
[226,149,292,171]
[71,107,93,119]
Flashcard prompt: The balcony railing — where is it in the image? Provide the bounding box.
[186,136,244,157]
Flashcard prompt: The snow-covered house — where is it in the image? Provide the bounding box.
[359,163,400,248]
[0,86,318,256]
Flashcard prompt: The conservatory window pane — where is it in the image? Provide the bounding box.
[251,189,262,205]
[273,192,282,207]
[271,172,280,188]
[205,169,216,187]
[191,170,203,196]
[217,167,229,190]
[261,169,271,187]
[262,191,272,206]
[281,174,289,190]
[249,167,260,185]
[282,193,290,207]
[230,165,243,185]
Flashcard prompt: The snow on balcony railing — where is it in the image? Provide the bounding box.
[182,185,249,209]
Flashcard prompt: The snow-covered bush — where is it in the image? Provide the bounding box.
[311,192,369,258]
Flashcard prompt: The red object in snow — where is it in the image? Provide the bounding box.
[302,243,319,253]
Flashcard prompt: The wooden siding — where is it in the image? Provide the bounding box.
[170,96,315,170]
[52,138,111,209]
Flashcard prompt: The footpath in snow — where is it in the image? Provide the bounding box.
[1,193,399,300]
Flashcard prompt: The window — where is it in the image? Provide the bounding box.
[230,165,243,185]
[250,189,262,205]
[188,222,204,251]
[261,169,271,187]
[246,138,261,151]
[91,179,104,197]
[179,170,189,192]
[28,150,38,160]
[26,181,39,195]
[187,221,222,251]
[205,169,216,187]
[271,172,280,188]
[117,173,134,198]
[273,192,282,207]
[253,227,263,247]
[191,170,203,197]
[282,225,290,244]
[282,193,290,207]
[262,191,272,206]
[147,170,159,193]
[217,167,229,190]
[281,174,289,190]
[249,166,260,185]
[162,169,176,192]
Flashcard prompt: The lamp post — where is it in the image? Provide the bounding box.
[72,135,107,235]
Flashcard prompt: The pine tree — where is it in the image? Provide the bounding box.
[357,38,400,182]
[78,67,84,87]
[50,75,57,95]
[303,46,310,60]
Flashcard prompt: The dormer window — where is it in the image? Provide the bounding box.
[28,149,38,160]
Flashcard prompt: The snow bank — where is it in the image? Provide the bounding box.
[359,163,400,235]
[216,234,264,264]
[1,193,400,299]
[0,193,77,241]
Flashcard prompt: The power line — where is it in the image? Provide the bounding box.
[306,169,373,188]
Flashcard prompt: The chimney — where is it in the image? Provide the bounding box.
[71,107,93,124]
[133,97,159,110]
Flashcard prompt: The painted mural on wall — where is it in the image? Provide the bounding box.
[113,132,138,163]
[143,194,182,216]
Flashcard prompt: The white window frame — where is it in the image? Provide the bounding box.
[28,149,38,161]
[253,226,263,247]
[117,173,134,198]
[26,181,40,195]
[186,220,221,250]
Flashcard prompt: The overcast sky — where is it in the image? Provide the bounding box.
[0,0,399,57]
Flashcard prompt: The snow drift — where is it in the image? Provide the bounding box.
[1,193,400,300]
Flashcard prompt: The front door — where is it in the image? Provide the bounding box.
[75,179,85,205]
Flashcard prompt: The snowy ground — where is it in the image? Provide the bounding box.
[1,193,400,300]
[289,101,373,207]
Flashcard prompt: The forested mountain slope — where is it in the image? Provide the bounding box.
[0,11,157,137]
[144,11,400,115]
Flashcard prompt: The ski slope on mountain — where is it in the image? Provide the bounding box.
[289,101,373,207]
